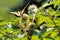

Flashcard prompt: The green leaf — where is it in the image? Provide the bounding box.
[42,30,52,37]
[48,7,56,16]
[43,37,53,40]
[54,36,60,40]
[44,17,55,27]
[22,37,28,40]
[35,11,44,27]
[12,30,19,35]
[0,33,4,38]
[54,19,60,26]
[31,35,40,40]
[5,28,12,33]
[50,29,58,38]
[53,0,60,8]
[41,0,53,8]
[14,38,21,40]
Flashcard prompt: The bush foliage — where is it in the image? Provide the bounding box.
[0,0,60,40]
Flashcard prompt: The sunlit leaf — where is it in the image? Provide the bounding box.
[53,0,60,8]
[48,7,56,16]
[5,28,13,33]
[50,29,58,38]
[12,30,19,35]
[14,38,21,40]
[54,19,60,26]
[44,17,55,27]
[35,11,44,27]
[43,37,53,40]
[31,35,40,40]
[42,30,52,37]
[54,36,60,40]
[22,37,28,40]
[0,33,4,38]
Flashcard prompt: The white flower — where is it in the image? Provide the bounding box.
[33,7,38,13]
[7,23,12,28]
[18,34,25,38]
[17,32,26,38]
[28,4,38,18]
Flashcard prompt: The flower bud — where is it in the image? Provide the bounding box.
[28,22,36,29]
[22,14,29,20]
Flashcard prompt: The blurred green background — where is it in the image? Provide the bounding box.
[0,0,23,26]
[0,0,21,20]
